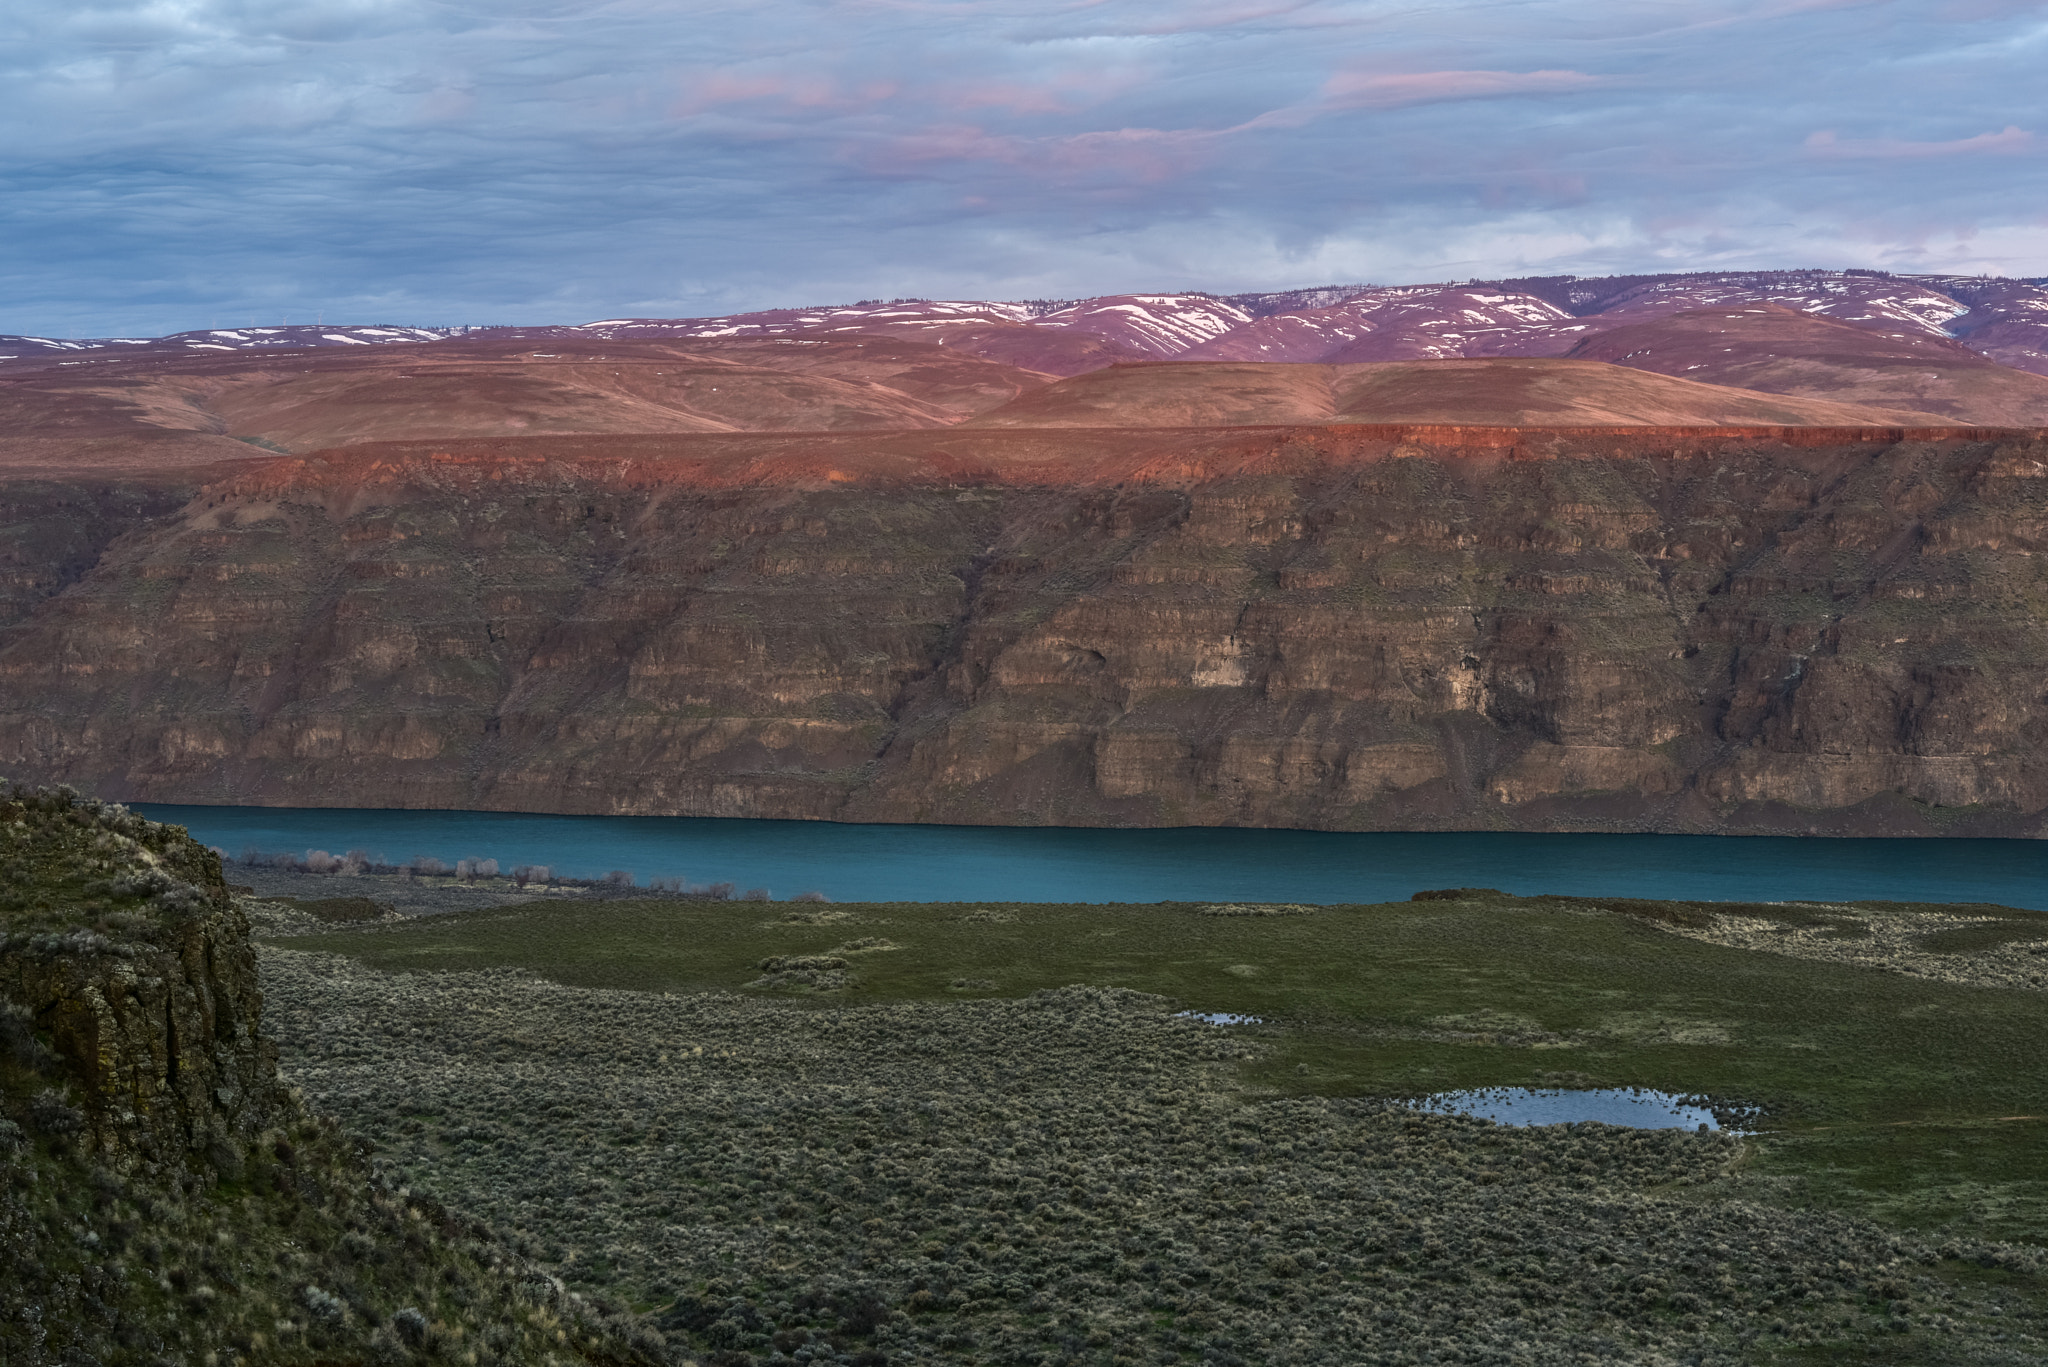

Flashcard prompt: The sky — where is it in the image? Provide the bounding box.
[4,0,2046,338]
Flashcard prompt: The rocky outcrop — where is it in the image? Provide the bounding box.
[0,789,281,1170]
[4,424,2048,835]
[0,784,662,1365]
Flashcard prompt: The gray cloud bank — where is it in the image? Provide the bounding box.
[3,0,2044,337]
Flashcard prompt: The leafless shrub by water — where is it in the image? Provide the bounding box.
[236,864,778,919]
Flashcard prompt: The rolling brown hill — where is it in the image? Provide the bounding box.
[497,302,1158,376]
[0,334,1058,467]
[3,335,1969,480]
[1566,305,2048,426]
[963,357,1952,429]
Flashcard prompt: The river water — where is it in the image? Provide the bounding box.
[135,805,2048,908]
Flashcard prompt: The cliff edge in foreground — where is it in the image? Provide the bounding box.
[0,782,659,1366]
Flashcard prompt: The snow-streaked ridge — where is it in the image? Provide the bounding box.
[0,324,460,358]
[8,272,2048,377]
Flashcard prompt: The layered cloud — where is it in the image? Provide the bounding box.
[1317,68,1607,111]
[1805,126,2036,158]
[2,0,2045,336]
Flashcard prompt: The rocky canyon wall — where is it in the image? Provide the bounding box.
[4,425,2047,835]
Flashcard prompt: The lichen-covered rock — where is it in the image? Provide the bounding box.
[0,783,661,1366]
[0,783,283,1170]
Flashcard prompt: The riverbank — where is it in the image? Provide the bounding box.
[145,804,2048,908]
[229,862,769,921]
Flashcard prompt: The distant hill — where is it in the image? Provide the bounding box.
[1564,305,2048,427]
[963,357,1954,429]
[9,269,2048,378]
[0,334,1061,466]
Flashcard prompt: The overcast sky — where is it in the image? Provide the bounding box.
[4,0,2045,337]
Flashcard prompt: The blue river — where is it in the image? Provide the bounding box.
[134,805,2048,908]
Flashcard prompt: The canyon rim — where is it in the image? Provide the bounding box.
[6,273,2048,836]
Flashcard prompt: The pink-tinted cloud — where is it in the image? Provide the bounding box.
[416,85,476,123]
[928,61,1152,115]
[12,0,2048,337]
[935,81,1081,115]
[1805,125,2035,158]
[671,72,899,119]
[859,121,1215,183]
[1076,0,1341,36]
[1319,69,1606,111]
[1933,0,2040,18]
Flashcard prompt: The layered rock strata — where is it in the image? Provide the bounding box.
[0,785,658,1364]
[0,788,281,1171]
[4,424,2048,835]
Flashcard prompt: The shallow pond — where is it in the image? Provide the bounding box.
[1411,1087,1743,1131]
[137,804,2048,908]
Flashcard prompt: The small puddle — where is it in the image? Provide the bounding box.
[1408,1087,1749,1132]
[1177,1011,1264,1025]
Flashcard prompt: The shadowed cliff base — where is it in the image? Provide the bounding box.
[4,423,2048,835]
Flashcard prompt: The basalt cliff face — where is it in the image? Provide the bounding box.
[4,424,2048,836]
[0,786,662,1364]
[0,790,282,1170]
